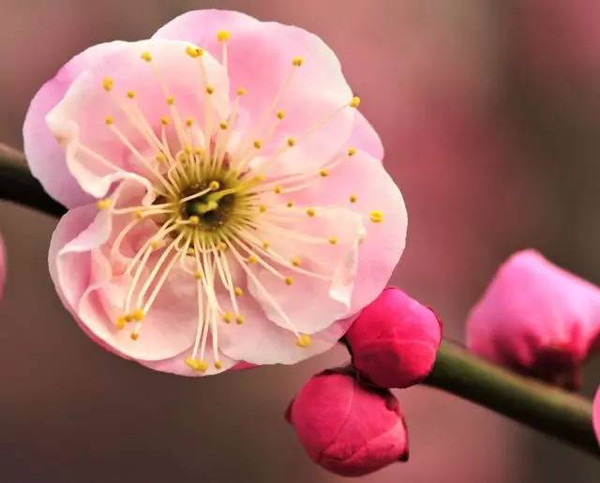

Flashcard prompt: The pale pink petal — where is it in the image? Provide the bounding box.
[154,9,355,176]
[216,291,353,364]
[23,41,126,208]
[350,111,384,160]
[51,180,200,361]
[139,344,237,376]
[46,39,229,198]
[246,208,364,334]
[292,150,407,313]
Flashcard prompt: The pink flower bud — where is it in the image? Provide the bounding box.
[344,287,442,388]
[286,370,409,477]
[467,250,600,390]
[594,386,600,447]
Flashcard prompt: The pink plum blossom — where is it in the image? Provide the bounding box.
[467,250,600,389]
[23,10,407,375]
[285,370,409,476]
[345,286,442,388]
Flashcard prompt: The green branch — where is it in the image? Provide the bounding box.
[0,142,598,458]
[425,340,598,457]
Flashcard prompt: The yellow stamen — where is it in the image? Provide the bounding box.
[291,257,301,267]
[132,309,145,321]
[214,360,223,369]
[276,110,285,119]
[160,116,170,126]
[274,185,282,194]
[285,276,294,286]
[292,56,304,67]
[166,96,175,105]
[96,198,112,210]
[185,118,194,127]
[306,208,316,217]
[349,195,358,203]
[222,313,233,323]
[102,77,114,91]
[329,237,338,245]
[350,96,361,108]
[236,314,244,325]
[216,30,231,42]
[141,51,152,62]
[347,147,357,156]
[287,137,296,147]
[234,287,244,297]
[297,334,312,347]
[126,90,136,99]
[370,210,384,223]
[206,85,215,95]
[253,139,262,149]
[319,169,329,177]
[185,45,203,58]
[236,87,247,96]
[115,316,127,330]
[105,116,114,125]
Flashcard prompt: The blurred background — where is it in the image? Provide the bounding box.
[0,0,599,481]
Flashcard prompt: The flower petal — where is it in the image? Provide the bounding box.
[24,41,126,208]
[46,39,229,199]
[292,150,407,313]
[154,9,355,176]
[216,290,353,364]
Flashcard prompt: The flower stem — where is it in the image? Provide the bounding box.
[425,340,599,457]
[0,143,65,217]
[0,142,598,457]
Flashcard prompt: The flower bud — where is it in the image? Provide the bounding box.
[345,287,442,388]
[594,386,600,447]
[286,370,409,476]
[467,250,600,390]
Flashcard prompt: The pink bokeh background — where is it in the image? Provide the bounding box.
[0,1,598,481]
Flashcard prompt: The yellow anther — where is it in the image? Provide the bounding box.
[274,185,282,194]
[370,210,384,223]
[105,116,114,125]
[185,118,194,127]
[347,147,357,156]
[185,358,207,371]
[155,152,167,163]
[132,309,145,321]
[184,145,192,154]
[124,314,134,323]
[236,87,247,96]
[218,242,228,252]
[253,174,266,182]
[276,110,285,120]
[285,276,294,286]
[319,169,329,177]
[217,30,231,42]
[205,85,215,95]
[126,90,136,99]
[296,334,312,348]
[247,255,258,264]
[214,360,223,369]
[291,257,301,267]
[349,195,358,203]
[194,270,203,280]
[329,237,338,245]
[236,314,244,325]
[133,210,143,220]
[208,180,220,191]
[185,357,200,370]
[287,137,296,147]
[150,240,163,250]
[286,200,294,208]
[350,96,361,108]
[115,316,127,330]
[102,77,114,91]
[258,205,267,213]
[193,148,203,156]
[253,139,262,149]
[160,116,170,126]
[188,215,200,225]
[292,56,304,67]
[234,287,244,297]
[166,96,175,105]
[187,248,195,256]
[140,51,152,62]
[262,241,270,249]
[222,312,233,323]
[96,198,112,210]
[219,121,228,130]
[185,45,203,58]
[306,208,316,217]
[130,332,139,341]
